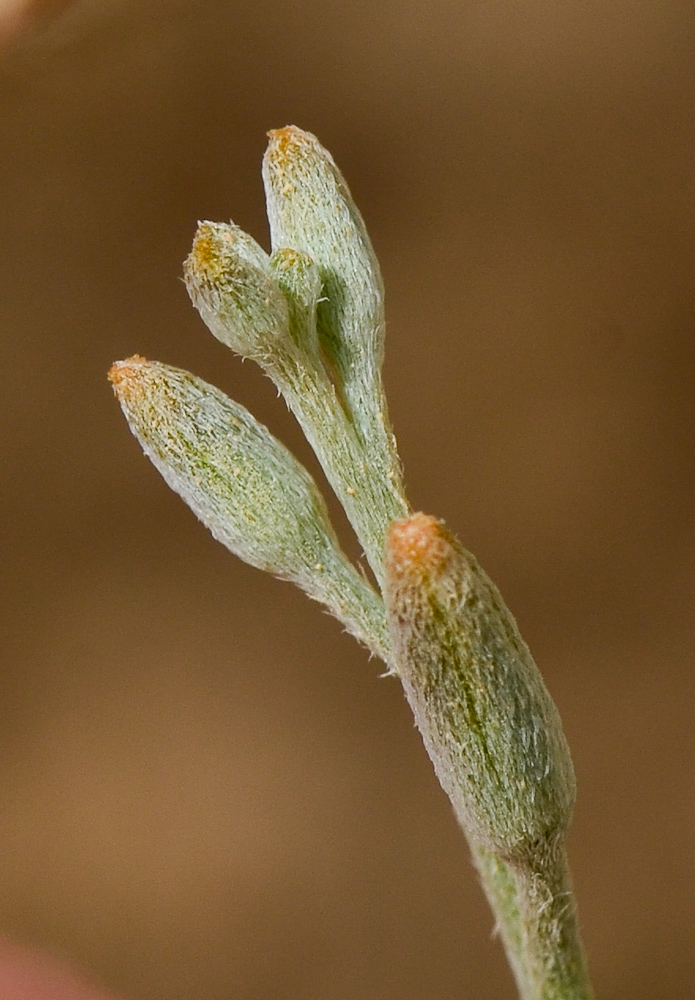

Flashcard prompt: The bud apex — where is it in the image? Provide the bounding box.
[385,514,576,862]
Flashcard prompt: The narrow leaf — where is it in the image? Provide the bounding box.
[109,356,389,659]
[262,125,385,427]
[385,513,576,861]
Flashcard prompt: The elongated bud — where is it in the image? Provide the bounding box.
[184,221,292,365]
[109,357,388,658]
[262,126,384,417]
[385,513,576,862]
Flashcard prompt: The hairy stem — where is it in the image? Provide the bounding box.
[275,358,409,590]
[511,843,593,1000]
[471,843,532,997]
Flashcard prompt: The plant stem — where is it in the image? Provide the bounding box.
[511,842,594,1000]
[275,358,409,590]
[472,839,593,1000]
[471,843,532,998]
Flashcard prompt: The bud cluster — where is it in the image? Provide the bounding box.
[109,127,593,1000]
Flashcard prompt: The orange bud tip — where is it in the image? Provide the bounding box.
[187,223,230,283]
[387,513,451,576]
[265,126,313,168]
[108,355,148,396]
[267,125,303,145]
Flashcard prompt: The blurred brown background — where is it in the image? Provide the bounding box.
[1,1,694,998]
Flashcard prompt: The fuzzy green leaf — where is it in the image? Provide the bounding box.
[109,356,388,659]
[385,513,576,861]
[262,125,385,428]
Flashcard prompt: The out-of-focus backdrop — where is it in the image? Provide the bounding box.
[1,2,693,998]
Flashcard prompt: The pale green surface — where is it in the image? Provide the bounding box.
[385,523,576,858]
[385,516,592,998]
[112,126,594,1000]
[111,358,388,661]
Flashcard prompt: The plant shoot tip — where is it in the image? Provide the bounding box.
[186,222,229,281]
[265,125,314,167]
[267,124,302,142]
[108,355,148,395]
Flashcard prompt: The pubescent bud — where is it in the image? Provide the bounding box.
[385,513,576,862]
[109,357,388,658]
[184,221,292,365]
[262,126,384,423]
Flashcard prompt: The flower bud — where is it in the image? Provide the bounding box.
[184,220,292,365]
[262,126,384,419]
[385,513,576,862]
[109,356,388,658]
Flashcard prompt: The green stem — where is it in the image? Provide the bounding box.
[276,360,409,590]
[470,842,532,998]
[472,839,593,1000]
[511,843,594,1000]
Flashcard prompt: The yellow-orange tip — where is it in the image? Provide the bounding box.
[186,222,234,282]
[267,124,302,143]
[108,355,148,394]
[387,513,450,574]
[265,125,312,164]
